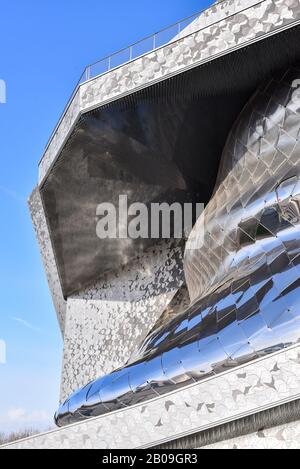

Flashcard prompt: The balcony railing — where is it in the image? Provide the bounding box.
[42,1,239,152]
[42,0,266,159]
[77,1,221,85]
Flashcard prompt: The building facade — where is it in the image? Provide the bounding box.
[4,0,300,449]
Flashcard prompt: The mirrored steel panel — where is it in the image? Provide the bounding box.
[55,66,300,426]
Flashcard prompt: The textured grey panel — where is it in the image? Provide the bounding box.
[156,398,300,449]
[60,239,185,402]
[55,67,300,426]
[205,415,300,448]
[28,188,66,333]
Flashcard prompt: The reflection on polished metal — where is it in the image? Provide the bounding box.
[40,20,300,300]
[55,67,300,427]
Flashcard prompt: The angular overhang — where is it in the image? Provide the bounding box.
[36,0,300,299]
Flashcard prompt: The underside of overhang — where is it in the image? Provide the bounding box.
[40,24,300,298]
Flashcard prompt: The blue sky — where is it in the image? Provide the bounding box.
[0,0,211,434]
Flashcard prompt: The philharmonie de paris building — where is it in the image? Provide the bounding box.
[6,0,300,449]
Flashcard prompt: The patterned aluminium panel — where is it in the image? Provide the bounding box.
[60,240,186,402]
[29,188,66,332]
[55,67,300,426]
[204,419,300,449]
[3,343,300,449]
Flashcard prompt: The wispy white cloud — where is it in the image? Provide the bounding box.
[0,407,54,434]
[12,317,43,334]
[0,185,25,204]
[7,408,26,421]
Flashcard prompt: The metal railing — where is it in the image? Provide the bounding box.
[42,0,238,156]
[43,0,278,163]
[77,2,220,85]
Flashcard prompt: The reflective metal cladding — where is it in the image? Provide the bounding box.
[55,67,300,427]
[40,22,300,299]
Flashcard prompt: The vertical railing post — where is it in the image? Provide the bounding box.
[108,56,111,71]
[85,66,90,81]
[153,33,156,50]
[178,22,181,34]
[129,46,133,61]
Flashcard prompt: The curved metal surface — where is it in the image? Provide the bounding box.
[55,67,300,427]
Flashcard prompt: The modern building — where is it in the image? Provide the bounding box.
[4,0,300,449]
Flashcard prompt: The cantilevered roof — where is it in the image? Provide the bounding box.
[31,0,300,328]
